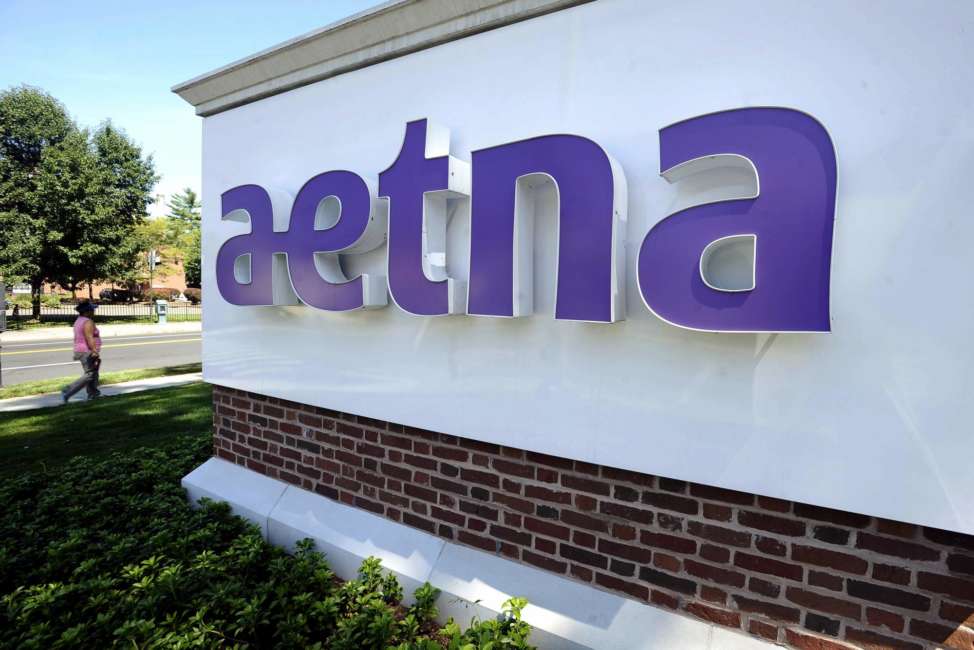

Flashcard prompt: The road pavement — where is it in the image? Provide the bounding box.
[0,333,201,385]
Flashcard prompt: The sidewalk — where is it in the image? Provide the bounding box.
[1,320,201,344]
[0,372,203,412]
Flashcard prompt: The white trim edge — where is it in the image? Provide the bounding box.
[172,0,593,117]
[183,458,774,650]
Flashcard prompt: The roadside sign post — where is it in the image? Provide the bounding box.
[148,249,159,291]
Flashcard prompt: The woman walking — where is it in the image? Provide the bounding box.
[61,300,102,403]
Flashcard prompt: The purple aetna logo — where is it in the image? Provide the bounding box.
[215,107,837,332]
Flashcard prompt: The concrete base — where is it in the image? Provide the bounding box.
[182,458,773,650]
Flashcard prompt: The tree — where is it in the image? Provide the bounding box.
[0,86,72,315]
[0,86,156,313]
[165,188,201,288]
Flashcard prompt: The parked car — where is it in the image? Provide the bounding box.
[98,288,136,303]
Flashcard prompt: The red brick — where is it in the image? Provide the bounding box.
[809,570,844,592]
[573,530,596,548]
[684,559,746,588]
[560,543,607,569]
[785,587,861,619]
[703,503,733,521]
[908,619,972,647]
[700,585,727,604]
[522,550,567,574]
[739,510,806,536]
[650,589,679,609]
[685,602,741,628]
[598,538,652,563]
[700,543,730,564]
[492,491,533,514]
[784,629,855,650]
[595,572,650,600]
[791,545,868,575]
[490,524,530,546]
[612,523,636,541]
[653,552,680,572]
[917,572,974,603]
[599,501,653,524]
[602,466,655,487]
[757,495,791,512]
[639,566,696,595]
[574,493,597,511]
[856,532,940,561]
[524,515,570,541]
[571,564,593,582]
[876,519,917,539]
[844,627,922,649]
[923,527,974,551]
[846,580,930,611]
[640,531,696,555]
[526,451,574,470]
[493,458,534,479]
[687,521,751,548]
[748,576,780,598]
[460,467,499,488]
[642,490,699,515]
[756,536,787,556]
[749,619,779,642]
[431,445,467,462]
[561,509,608,533]
[948,554,974,576]
[689,484,754,506]
[865,607,904,633]
[732,595,801,623]
[524,485,572,504]
[795,504,870,529]
[458,530,497,553]
[735,552,803,581]
[940,600,974,625]
[561,474,610,496]
[872,563,910,585]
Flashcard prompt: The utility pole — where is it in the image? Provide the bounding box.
[148,249,159,291]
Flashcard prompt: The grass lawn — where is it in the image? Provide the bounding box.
[0,362,201,400]
[0,382,212,479]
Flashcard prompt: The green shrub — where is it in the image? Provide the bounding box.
[8,294,31,309]
[145,287,180,301]
[0,434,535,649]
[183,287,201,304]
[40,293,62,307]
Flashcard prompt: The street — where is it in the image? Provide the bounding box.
[0,333,201,385]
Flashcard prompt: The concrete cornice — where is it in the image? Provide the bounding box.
[172,0,592,117]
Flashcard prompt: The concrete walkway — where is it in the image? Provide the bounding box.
[1,320,201,344]
[0,372,203,413]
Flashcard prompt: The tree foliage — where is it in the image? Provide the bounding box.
[166,187,201,288]
[0,85,156,310]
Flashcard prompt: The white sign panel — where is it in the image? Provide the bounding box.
[201,0,974,532]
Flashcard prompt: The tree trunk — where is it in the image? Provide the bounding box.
[30,279,42,319]
[88,283,93,300]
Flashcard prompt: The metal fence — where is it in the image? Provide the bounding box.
[2,302,201,329]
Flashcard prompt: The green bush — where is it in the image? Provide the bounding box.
[40,293,62,307]
[0,434,534,649]
[183,287,201,304]
[8,294,31,309]
[145,287,180,301]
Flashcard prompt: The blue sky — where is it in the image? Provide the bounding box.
[0,0,376,215]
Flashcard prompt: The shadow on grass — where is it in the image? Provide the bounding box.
[0,382,213,479]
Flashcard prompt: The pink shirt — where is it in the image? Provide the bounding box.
[73,316,101,353]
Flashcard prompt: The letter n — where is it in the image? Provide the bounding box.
[467,135,627,322]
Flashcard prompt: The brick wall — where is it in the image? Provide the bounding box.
[212,385,974,650]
